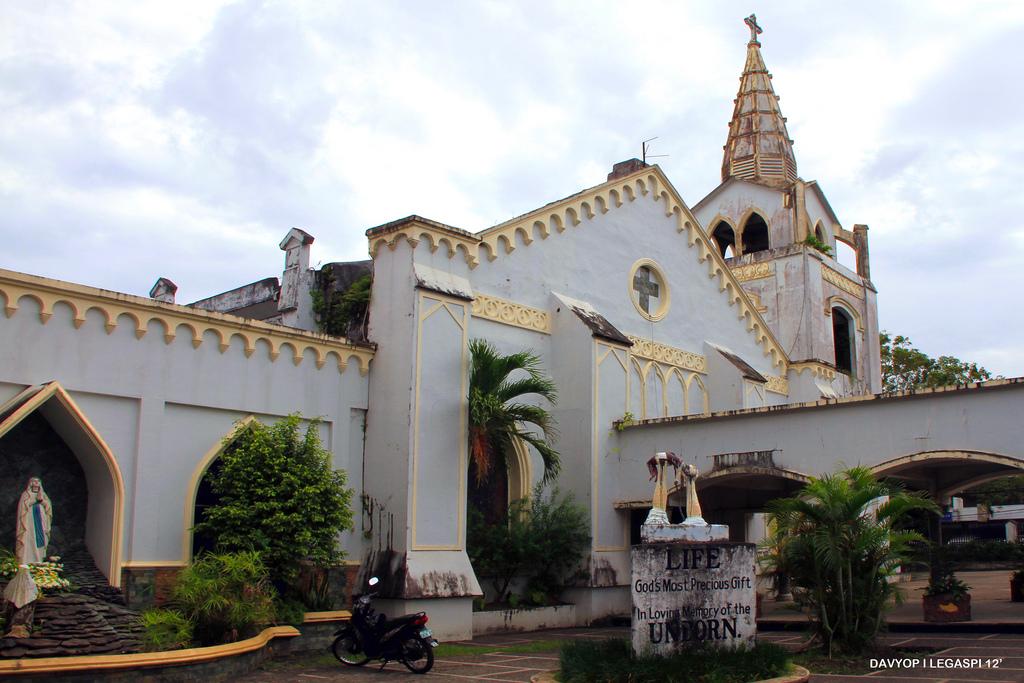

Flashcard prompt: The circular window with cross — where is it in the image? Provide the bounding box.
[629,258,670,322]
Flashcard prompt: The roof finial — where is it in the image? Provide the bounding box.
[744,14,762,44]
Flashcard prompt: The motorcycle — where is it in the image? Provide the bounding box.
[331,576,439,674]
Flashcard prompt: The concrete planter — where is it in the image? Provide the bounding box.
[472,604,576,635]
[922,593,971,622]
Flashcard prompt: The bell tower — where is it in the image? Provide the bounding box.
[692,15,882,397]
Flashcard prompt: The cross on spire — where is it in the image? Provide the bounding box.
[744,14,762,43]
[633,267,660,313]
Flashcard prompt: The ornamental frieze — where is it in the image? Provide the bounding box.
[470,294,551,334]
[729,262,774,282]
[628,336,706,374]
[821,265,864,300]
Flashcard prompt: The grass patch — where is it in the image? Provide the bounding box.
[559,638,789,683]
[436,638,565,657]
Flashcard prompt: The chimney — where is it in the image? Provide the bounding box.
[608,158,649,181]
[149,277,177,304]
[278,227,315,313]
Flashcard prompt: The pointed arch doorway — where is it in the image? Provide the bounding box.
[468,437,533,526]
[0,382,125,586]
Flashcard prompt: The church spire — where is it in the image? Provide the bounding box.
[721,15,798,186]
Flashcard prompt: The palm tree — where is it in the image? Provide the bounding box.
[468,339,560,486]
[763,466,937,656]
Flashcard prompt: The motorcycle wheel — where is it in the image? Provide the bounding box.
[399,636,434,674]
[331,631,370,666]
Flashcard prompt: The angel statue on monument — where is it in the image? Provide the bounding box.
[15,477,52,565]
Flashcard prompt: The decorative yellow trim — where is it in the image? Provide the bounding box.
[411,292,468,551]
[790,361,837,381]
[594,340,629,552]
[365,166,789,370]
[821,264,864,300]
[0,269,374,375]
[181,415,259,563]
[0,382,125,588]
[470,293,551,334]
[303,610,353,623]
[0,626,299,676]
[368,217,481,269]
[628,336,706,374]
[824,296,865,332]
[730,261,774,282]
[508,437,533,504]
[765,375,789,395]
[627,258,671,322]
[745,291,768,313]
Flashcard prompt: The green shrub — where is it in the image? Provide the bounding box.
[763,466,937,656]
[559,638,789,683]
[194,414,354,587]
[172,551,276,645]
[140,609,193,651]
[311,270,371,337]
[273,596,307,626]
[468,484,589,605]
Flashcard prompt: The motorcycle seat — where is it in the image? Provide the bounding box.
[381,612,426,629]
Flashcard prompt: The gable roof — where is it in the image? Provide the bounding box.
[366,165,791,371]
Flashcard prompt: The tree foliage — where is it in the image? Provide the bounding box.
[763,466,937,656]
[311,270,371,337]
[468,339,560,484]
[880,331,993,392]
[194,415,354,585]
[467,485,589,605]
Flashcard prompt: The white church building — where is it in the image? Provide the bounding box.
[3,20,1023,640]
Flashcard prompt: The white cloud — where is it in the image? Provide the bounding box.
[1,0,1023,375]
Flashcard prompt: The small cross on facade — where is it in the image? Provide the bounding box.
[633,267,660,313]
[744,14,762,43]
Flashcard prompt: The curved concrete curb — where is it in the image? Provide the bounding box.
[530,664,810,683]
[0,625,300,677]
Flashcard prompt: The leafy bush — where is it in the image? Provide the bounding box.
[940,540,1024,563]
[311,270,371,337]
[559,638,789,683]
[468,484,589,605]
[172,551,276,645]
[763,466,937,656]
[194,414,354,587]
[924,545,970,599]
[802,234,833,256]
[140,609,193,651]
[0,550,71,591]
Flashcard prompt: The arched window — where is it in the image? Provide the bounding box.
[831,306,855,376]
[742,214,770,254]
[711,221,736,258]
[814,223,825,243]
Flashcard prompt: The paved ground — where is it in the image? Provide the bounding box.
[761,570,1024,627]
[241,571,1024,682]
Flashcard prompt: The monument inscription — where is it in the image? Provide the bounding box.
[632,541,756,652]
[631,452,757,654]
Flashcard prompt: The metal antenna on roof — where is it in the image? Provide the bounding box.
[642,137,669,165]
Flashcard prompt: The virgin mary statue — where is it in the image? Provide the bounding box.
[15,477,52,564]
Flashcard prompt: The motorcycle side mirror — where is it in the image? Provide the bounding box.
[368,576,380,587]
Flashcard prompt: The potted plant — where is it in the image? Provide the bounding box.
[922,567,971,622]
[1011,569,1024,602]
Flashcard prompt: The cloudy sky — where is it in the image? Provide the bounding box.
[2,1,1022,376]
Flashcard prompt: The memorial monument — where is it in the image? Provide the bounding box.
[632,453,757,654]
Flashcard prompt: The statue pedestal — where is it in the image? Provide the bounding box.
[641,522,729,543]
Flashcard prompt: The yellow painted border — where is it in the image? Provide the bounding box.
[0,382,125,587]
[181,415,258,563]
[411,292,468,551]
[0,625,299,676]
[471,293,551,334]
[365,165,790,371]
[303,609,353,623]
[825,295,865,332]
[0,269,374,375]
[628,258,670,322]
[594,341,629,552]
